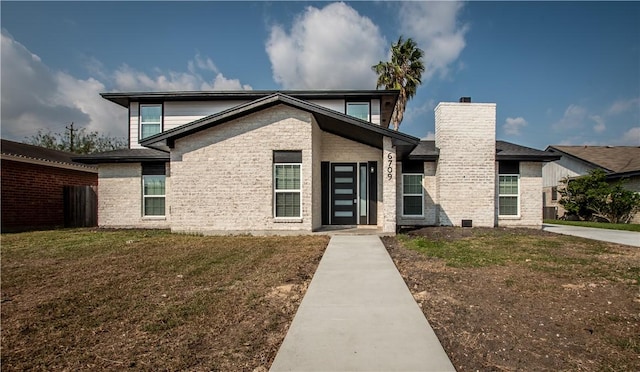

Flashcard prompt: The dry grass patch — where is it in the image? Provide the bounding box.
[1,229,328,371]
[384,227,640,371]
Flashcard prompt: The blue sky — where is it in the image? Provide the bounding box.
[1,1,639,150]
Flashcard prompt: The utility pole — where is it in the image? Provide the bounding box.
[66,122,75,152]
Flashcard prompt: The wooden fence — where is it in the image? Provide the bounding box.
[64,185,97,228]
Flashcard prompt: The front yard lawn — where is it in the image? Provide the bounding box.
[384,227,640,372]
[544,219,640,232]
[1,229,328,371]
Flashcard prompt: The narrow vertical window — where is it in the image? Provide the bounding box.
[402,174,424,216]
[140,104,162,139]
[273,151,302,218]
[498,161,520,217]
[142,163,166,217]
[499,175,519,216]
[346,102,370,121]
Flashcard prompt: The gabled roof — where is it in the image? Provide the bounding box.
[101,89,399,129]
[409,140,559,162]
[1,139,97,172]
[546,145,640,175]
[72,148,169,164]
[140,93,420,157]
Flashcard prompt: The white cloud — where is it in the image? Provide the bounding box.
[1,30,251,141]
[1,29,120,139]
[421,131,435,141]
[553,104,588,131]
[404,99,436,123]
[503,117,528,135]
[112,62,251,92]
[590,115,606,133]
[615,127,640,146]
[557,137,599,146]
[265,2,386,89]
[607,97,640,115]
[398,1,469,80]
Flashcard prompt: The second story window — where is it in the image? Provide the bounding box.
[140,104,162,139]
[346,102,370,121]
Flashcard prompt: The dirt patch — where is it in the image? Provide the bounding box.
[1,229,329,371]
[384,227,640,371]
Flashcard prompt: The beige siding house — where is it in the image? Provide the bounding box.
[543,145,640,223]
[77,91,558,234]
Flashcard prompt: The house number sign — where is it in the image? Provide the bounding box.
[386,152,393,180]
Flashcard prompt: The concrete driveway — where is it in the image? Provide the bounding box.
[542,223,640,247]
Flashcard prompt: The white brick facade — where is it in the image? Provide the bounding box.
[97,94,550,234]
[169,105,315,234]
[382,137,397,232]
[397,162,437,226]
[498,162,543,228]
[97,163,170,229]
[434,102,496,227]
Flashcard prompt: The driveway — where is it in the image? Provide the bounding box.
[542,223,640,247]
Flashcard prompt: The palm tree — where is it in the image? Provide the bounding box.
[372,36,425,130]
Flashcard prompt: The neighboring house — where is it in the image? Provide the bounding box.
[75,91,558,234]
[1,139,98,232]
[542,145,640,222]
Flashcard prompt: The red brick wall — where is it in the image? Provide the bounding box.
[1,159,98,232]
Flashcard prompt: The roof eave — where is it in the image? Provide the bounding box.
[497,154,561,162]
[606,170,640,179]
[72,154,170,164]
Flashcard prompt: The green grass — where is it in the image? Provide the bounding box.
[544,219,640,232]
[397,230,640,283]
[1,228,329,370]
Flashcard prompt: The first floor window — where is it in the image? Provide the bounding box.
[499,175,519,216]
[140,104,162,139]
[402,174,424,216]
[142,163,166,217]
[346,102,370,121]
[274,164,301,218]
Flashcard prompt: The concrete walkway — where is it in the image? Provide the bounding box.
[270,235,455,372]
[543,223,640,247]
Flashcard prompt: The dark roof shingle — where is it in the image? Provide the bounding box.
[1,139,96,169]
[409,140,558,162]
[72,148,169,164]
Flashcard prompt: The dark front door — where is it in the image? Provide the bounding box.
[331,163,357,224]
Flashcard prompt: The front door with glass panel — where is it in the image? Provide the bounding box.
[331,163,357,224]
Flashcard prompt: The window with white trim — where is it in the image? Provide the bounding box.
[274,164,301,218]
[140,104,162,139]
[142,163,166,217]
[499,175,519,216]
[273,151,302,219]
[402,174,424,216]
[346,102,370,121]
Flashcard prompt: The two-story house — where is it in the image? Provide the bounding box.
[76,90,558,234]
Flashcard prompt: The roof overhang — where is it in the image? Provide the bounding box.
[72,150,169,164]
[496,154,561,162]
[605,170,640,180]
[139,93,419,158]
[1,153,98,173]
